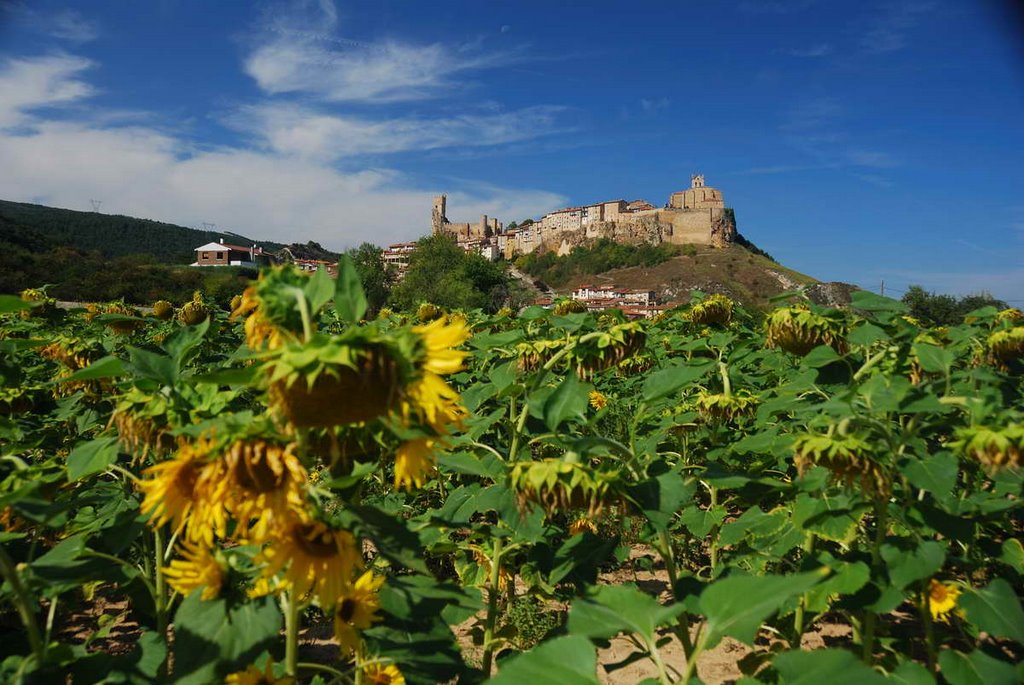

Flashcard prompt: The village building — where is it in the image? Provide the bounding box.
[191,238,266,267]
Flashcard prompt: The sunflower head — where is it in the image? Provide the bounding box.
[951,424,1023,472]
[152,300,174,320]
[511,458,624,518]
[553,299,587,316]
[574,322,647,377]
[229,294,243,313]
[925,579,961,624]
[362,663,405,685]
[765,304,848,356]
[515,339,563,372]
[177,293,211,327]
[987,327,1024,369]
[257,517,361,605]
[333,570,385,655]
[588,390,608,411]
[417,302,443,322]
[496,306,515,319]
[568,514,598,536]
[225,656,293,685]
[686,294,734,326]
[793,431,888,496]
[695,390,758,422]
[163,540,224,601]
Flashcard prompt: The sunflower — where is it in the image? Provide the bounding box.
[588,391,608,411]
[152,300,174,320]
[225,656,293,684]
[792,431,888,497]
[686,294,734,326]
[394,438,437,490]
[223,439,307,540]
[414,316,470,376]
[925,579,961,623]
[334,570,386,655]
[163,539,224,601]
[257,518,361,605]
[568,515,598,536]
[362,662,405,685]
[137,437,228,544]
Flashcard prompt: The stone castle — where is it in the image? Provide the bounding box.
[429,174,736,260]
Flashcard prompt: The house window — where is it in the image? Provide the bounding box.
[202,252,209,259]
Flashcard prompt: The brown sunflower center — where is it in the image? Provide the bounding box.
[337,597,357,622]
[174,461,200,498]
[292,523,339,558]
[234,444,285,493]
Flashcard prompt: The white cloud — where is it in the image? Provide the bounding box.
[228,103,569,161]
[0,54,95,128]
[845,148,899,168]
[47,9,100,42]
[861,2,935,54]
[243,4,522,103]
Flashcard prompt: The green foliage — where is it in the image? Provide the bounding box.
[345,242,392,316]
[501,596,563,650]
[389,234,517,313]
[515,238,680,288]
[901,285,1008,326]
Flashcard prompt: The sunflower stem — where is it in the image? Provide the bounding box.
[919,586,937,674]
[481,536,505,677]
[285,590,301,677]
[153,527,167,633]
[861,499,888,664]
[792,534,815,647]
[656,529,694,659]
[718,361,731,398]
[0,544,45,663]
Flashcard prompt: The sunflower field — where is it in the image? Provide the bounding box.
[1,263,1022,685]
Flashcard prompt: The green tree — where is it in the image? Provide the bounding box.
[901,285,1007,325]
[346,242,392,316]
[389,235,513,313]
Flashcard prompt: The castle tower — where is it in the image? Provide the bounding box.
[431,195,447,234]
[668,174,724,210]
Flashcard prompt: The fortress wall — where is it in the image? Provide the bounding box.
[661,209,720,245]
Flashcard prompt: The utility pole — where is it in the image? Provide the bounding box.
[880,279,885,297]
[89,199,102,212]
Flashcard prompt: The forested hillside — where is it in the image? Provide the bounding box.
[0,199,270,263]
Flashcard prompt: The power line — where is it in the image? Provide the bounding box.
[89,199,102,212]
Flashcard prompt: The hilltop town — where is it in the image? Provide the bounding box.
[383,174,736,273]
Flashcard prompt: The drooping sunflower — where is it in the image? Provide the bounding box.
[137,436,228,545]
[334,570,386,655]
[401,317,470,434]
[588,391,608,411]
[225,656,293,685]
[568,515,598,536]
[394,438,437,490]
[952,424,1023,472]
[223,438,307,540]
[362,662,405,685]
[163,539,224,601]
[792,431,888,497]
[925,579,961,623]
[765,304,848,356]
[686,294,734,326]
[257,518,361,605]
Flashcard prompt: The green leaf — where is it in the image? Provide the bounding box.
[543,373,590,431]
[164,317,210,367]
[699,571,825,647]
[1000,539,1024,572]
[66,436,120,482]
[171,593,282,685]
[568,584,684,644]
[487,635,599,685]
[803,345,842,368]
[772,648,886,685]
[888,659,937,685]
[880,540,945,589]
[128,346,178,386]
[851,290,907,313]
[626,470,694,533]
[333,254,368,323]
[56,355,125,383]
[0,294,32,314]
[913,342,954,374]
[899,453,958,496]
[550,533,617,586]
[847,322,889,347]
[959,579,1024,643]
[640,360,713,402]
[680,505,726,538]
[938,648,1018,685]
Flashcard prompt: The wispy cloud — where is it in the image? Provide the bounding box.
[0,54,95,128]
[243,2,526,103]
[639,97,670,114]
[861,2,935,54]
[845,148,899,168]
[47,9,100,43]
[227,103,571,161]
[0,53,567,248]
[2,4,99,43]
[784,43,832,58]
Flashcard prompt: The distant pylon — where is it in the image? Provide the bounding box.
[89,199,102,212]
[201,222,216,231]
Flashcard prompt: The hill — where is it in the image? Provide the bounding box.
[0,199,276,263]
[529,242,854,310]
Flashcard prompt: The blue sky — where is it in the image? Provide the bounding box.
[0,1,1022,300]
